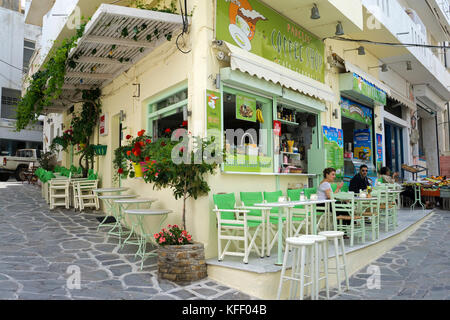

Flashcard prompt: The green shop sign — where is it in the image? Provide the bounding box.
[216,0,325,82]
[236,94,256,122]
[352,73,387,105]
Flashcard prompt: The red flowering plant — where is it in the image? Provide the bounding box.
[153,224,193,246]
[113,129,153,179]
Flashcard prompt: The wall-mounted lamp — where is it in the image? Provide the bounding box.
[378,123,383,131]
[369,64,388,72]
[119,110,126,122]
[311,3,320,19]
[406,61,412,71]
[335,21,344,36]
[344,46,365,56]
[333,109,339,119]
[132,83,140,98]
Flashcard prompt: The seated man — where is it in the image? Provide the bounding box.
[349,165,371,194]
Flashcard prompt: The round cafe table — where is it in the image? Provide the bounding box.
[97,194,137,232]
[113,198,157,246]
[123,209,172,269]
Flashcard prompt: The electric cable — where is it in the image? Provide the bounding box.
[176,0,191,54]
[325,36,449,50]
[0,58,24,72]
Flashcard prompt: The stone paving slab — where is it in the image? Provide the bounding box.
[328,209,450,300]
[0,182,257,300]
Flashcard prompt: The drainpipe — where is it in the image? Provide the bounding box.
[435,112,441,175]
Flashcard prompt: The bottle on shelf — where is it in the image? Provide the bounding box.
[300,191,305,201]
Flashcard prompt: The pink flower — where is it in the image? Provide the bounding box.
[154,233,160,239]
[178,238,183,243]
[159,237,166,244]
[186,235,192,241]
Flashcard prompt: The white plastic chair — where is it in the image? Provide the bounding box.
[49,179,70,210]
[76,179,100,211]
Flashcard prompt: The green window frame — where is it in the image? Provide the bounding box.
[147,85,188,140]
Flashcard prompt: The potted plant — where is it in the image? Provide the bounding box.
[141,129,220,283]
[114,129,153,178]
[153,224,207,283]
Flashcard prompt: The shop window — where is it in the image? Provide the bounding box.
[275,103,318,174]
[384,97,403,119]
[223,87,273,173]
[147,87,188,140]
[23,40,35,74]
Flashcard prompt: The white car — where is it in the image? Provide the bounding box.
[0,149,41,181]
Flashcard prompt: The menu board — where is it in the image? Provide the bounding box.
[236,94,257,122]
[323,126,344,178]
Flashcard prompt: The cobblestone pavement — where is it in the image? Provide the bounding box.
[0,182,256,300]
[328,209,450,300]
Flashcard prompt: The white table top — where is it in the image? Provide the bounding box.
[124,209,172,215]
[255,199,335,208]
[354,197,378,200]
[113,198,157,204]
[387,190,404,193]
[93,187,129,193]
[98,194,137,200]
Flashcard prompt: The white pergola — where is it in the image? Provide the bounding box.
[44,4,186,112]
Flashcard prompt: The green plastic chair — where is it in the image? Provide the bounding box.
[331,192,365,247]
[212,193,264,263]
[375,185,396,232]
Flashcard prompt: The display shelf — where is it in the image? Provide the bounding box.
[281,151,300,156]
[276,118,299,126]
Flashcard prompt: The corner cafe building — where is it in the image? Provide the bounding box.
[83,0,388,296]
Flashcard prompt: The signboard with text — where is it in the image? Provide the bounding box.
[216,0,325,82]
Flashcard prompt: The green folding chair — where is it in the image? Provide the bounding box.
[376,185,396,232]
[332,192,365,247]
[213,193,264,263]
[239,192,269,258]
[361,189,381,241]
[303,187,327,232]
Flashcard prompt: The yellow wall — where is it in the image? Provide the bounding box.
[59,0,386,260]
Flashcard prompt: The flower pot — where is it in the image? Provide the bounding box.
[133,162,143,178]
[157,242,207,283]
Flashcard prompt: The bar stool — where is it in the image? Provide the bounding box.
[318,231,349,294]
[277,237,315,300]
[299,234,329,300]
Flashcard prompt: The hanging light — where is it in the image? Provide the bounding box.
[357,46,366,55]
[406,61,412,71]
[311,3,320,19]
[335,21,344,36]
[381,64,388,72]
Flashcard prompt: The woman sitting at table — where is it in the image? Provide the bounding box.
[379,167,399,184]
[318,167,344,200]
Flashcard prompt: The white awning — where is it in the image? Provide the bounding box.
[344,61,391,95]
[224,42,336,103]
[389,88,416,110]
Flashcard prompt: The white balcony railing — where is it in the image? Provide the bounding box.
[436,0,450,23]
[363,0,449,88]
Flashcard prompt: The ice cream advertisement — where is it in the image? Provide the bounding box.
[216,0,325,83]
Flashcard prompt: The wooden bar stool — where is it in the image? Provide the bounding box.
[277,237,315,300]
[318,231,349,294]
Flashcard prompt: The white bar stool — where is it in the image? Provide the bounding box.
[277,237,315,300]
[318,230,349,294]
[299,234,329,300]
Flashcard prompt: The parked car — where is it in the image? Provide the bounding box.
[0,149,41,181]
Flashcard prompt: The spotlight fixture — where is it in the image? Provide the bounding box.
[406,61,412,71]
[344,46,366,55]
[369,64,389,72]
[335,21,344,36]
[311,3,320,19]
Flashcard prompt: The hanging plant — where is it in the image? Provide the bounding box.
[121,27,129,37]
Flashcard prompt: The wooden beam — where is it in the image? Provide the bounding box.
[65,72,114,80]
[75,56,132,66]
[84,35,157,48]
[62,84,97,90]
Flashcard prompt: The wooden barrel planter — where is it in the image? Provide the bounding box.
[157,242,207,283]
